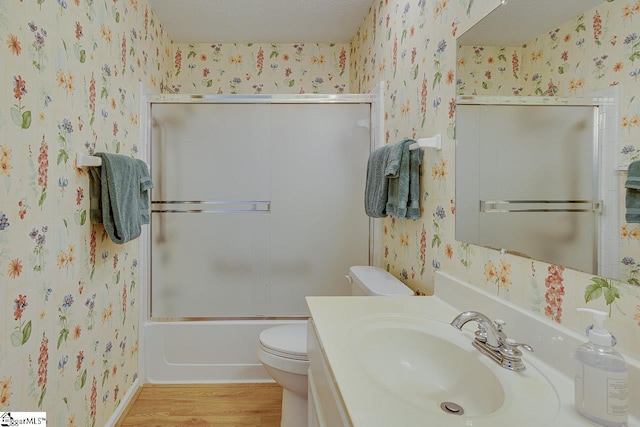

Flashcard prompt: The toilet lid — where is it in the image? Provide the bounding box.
[259,323,308,361]
[349,266,414,296]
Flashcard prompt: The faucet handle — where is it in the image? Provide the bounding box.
[494,319,506,331]
[499,338,533,372]
[474,325,488,343]
[501,338,534,354]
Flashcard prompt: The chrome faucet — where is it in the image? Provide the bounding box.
[450,311,533,372]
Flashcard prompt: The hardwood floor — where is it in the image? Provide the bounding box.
[116,383,283,427]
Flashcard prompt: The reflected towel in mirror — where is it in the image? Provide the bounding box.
[625,160,640,223]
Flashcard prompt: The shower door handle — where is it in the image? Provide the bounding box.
[151,200,271,213]
[479,199,602,213]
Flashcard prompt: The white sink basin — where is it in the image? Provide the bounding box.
[354,318,504,415]
[346,314,560,426]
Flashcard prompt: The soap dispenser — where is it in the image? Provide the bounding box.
[574,308,628,427]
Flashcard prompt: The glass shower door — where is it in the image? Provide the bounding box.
[150,103,271,318]
[149,101,371,319]
[268,103,371,315]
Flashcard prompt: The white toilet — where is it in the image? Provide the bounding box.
[257,266,413,427]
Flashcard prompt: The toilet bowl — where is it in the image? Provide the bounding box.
[257,266,413,427]
[257,323,308,427]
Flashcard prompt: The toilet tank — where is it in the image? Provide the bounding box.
[347,266,414,296]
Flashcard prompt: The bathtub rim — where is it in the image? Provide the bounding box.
[142,318,310,384]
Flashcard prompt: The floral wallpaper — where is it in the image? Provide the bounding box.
[2,0,639,424]
[350,0,640,357]
[168,42,350,94]
[0,0,171,424]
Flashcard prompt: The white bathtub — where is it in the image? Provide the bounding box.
[143,319,308,383]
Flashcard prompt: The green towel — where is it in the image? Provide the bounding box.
[386,139,413,218]
[406,147,423,220]
[365,145,392,218]
[625,160,640,223]
[385,140,405,177]
[89,152,154,244]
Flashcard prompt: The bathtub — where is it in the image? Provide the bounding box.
[143,319,308,383]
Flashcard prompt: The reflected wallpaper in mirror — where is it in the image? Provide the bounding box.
[456,0,640,285]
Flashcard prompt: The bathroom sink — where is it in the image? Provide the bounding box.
[345,314,560,426]
[354,318,504,415]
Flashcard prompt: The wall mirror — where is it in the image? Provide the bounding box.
[455,0,625,280]
[456,98,602,275]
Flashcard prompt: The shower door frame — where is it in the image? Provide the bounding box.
[142,91,383,322]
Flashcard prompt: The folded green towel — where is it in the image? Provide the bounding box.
[386,139,413,218]
[626,160,640,223]
[406,147,423,220]
[365,145,392,218]
[385,140,405,177]
[89,152,154,244]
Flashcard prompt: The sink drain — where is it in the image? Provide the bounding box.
[440,401,464,415]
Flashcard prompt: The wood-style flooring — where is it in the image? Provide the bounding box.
[115,383,283,427]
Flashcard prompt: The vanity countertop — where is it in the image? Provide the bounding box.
[307,290,639,427]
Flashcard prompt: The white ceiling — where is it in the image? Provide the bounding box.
[148,0,606,46]
[147,0,374,44]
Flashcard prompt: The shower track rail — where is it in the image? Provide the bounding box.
[152,200,271,214]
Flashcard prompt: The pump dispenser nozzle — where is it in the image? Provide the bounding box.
[577,308,615,347]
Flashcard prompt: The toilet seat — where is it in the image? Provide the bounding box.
[258,323,309,376]
[259,323,308,360]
